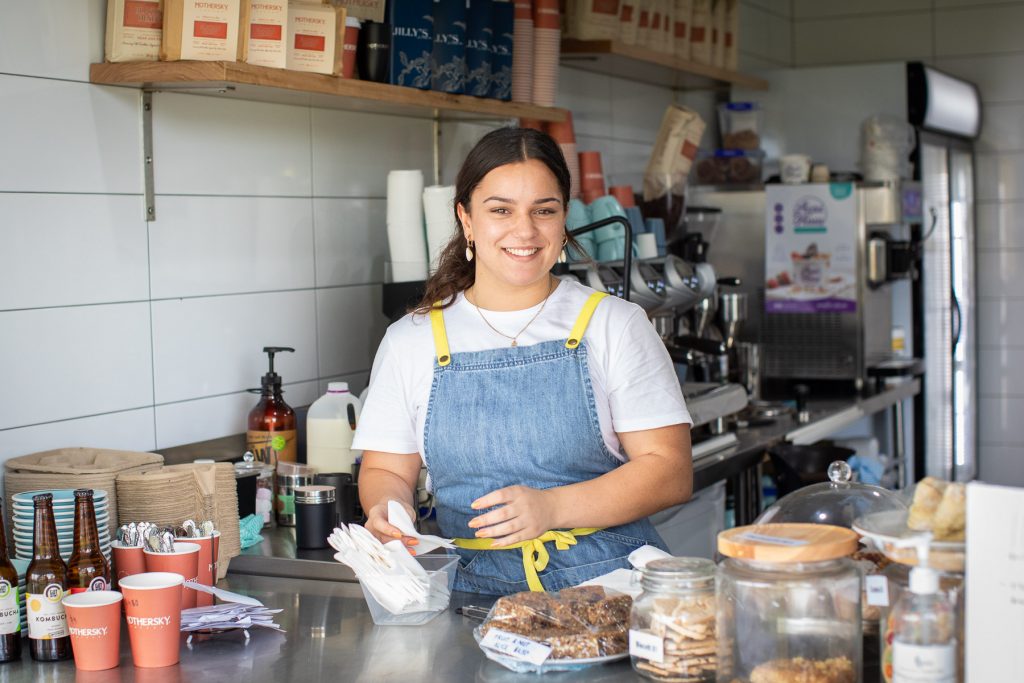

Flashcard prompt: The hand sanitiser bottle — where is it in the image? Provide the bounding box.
[305,382,362,475]
[891,541,956,683]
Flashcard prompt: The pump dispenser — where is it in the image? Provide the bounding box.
[247,346,297,467]
[890,537,957,682]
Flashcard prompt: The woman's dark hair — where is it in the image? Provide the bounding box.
[414,126,583,313]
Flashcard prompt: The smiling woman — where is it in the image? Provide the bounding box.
[351,127,694,596]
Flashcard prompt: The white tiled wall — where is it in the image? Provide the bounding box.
[0,1,707,463]
[786,0,1024,484]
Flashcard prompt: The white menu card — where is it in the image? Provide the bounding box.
[966,481,1024,681]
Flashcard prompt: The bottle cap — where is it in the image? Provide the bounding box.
[909,565,939,594]
[327,382,350,393]
[346,16,361,28]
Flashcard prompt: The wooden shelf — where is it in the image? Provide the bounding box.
[90,61,567,122]
[560,40,768,91]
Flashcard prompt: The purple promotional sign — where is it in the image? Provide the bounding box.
[764,183,858,314]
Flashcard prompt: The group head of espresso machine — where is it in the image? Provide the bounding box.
[554,216,718,317]
[554,215,727,371]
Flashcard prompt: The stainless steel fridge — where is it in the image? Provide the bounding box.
[916,133,978,482]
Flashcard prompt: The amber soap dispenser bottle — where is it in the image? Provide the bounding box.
[247,346,297,467]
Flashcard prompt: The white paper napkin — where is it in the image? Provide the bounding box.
[577,545,673,598]
[387,500,457,554]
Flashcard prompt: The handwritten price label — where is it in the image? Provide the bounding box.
[479,628,552,666]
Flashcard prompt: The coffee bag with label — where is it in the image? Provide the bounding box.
[161,0,243,61]
[106,0,164,62]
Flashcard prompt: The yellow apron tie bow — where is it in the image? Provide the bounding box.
[454,528,601,592]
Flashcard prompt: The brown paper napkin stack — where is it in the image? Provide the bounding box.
[117,463,241,579]
[4,448,165,537]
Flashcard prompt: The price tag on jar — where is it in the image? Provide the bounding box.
[629,629,665,663]
[865,575,890,607]
[479,628,552,666]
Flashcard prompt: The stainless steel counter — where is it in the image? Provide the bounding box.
[0,573,646,683]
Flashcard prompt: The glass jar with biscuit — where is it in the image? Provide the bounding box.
[716,523,862,683]
[628,557,717,682]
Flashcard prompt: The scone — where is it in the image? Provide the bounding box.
[907,477,948,531]
[932,482,966,541]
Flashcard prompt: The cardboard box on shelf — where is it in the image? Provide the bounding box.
[673,0,691,61]
[688,0,710,64]
[106,0,164,62]
[241,0,288,68]
[724,0,737,70]
[711,0,725,68]
[567,0,622,41]
[286,2,346,74]
[330,0,384,23]
[161,0,243,61]
[389,0,433,89]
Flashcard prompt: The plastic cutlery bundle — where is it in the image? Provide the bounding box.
[329,523,435,615]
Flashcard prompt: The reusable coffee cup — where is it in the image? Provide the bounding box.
[357,21,391,83]
[120,572,184,669]
[191,531,221,607]
[315,473,352,525]
[63,591,123,671]
[144,543,200,610]
[342,17,361,79]
[112,542,146,589]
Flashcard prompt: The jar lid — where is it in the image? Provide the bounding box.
[756,460,907,529]
[718,523,858,563]
[295,485,336,504]
[641,557,715,590]
[643,557,715,578]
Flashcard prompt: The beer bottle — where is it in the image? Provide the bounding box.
[0,507,21,662]
[67,489,110,594]
[26,494,71,661]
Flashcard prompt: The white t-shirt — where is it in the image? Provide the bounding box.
[352,279,691,461]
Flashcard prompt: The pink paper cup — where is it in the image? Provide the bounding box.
[120,572,183,669]
[63,590,123,671]
[192,531,221,607]
[112,542,146,589]
[144,543,200,609]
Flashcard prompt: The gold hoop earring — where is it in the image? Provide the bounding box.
[465,239,474,262]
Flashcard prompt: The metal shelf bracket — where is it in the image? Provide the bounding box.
[142,90,156,222]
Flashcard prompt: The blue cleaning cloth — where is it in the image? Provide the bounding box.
[239,514,265,549]
[847,455,884,486]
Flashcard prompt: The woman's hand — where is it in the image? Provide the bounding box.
[468,486,560,547]
[365,500,420,554]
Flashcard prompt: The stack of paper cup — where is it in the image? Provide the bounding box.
[512,0,533,103]
[386,170,429,282]
[531,0,560,106]
[423,185,458,273]
[548,113,579,199]
[637,232,659,259]
[579,151,607,203]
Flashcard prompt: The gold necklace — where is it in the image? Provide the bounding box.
[469,279,557,347]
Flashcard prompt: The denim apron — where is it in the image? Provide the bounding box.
[423,291,667,596]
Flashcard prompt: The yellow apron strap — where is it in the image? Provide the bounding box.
[565,292,609,349]
[453,527,601,592]
[429,303,452,367]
